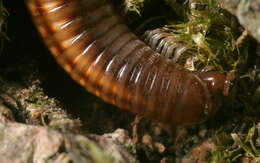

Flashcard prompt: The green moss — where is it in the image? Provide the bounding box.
[213,124,260,162]
[124,0,145,16]
[128,0,244,72]
[165,0,242,72]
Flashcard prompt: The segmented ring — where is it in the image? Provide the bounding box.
[142,28,192,63]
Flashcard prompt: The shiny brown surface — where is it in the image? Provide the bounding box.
[25,0,227,125]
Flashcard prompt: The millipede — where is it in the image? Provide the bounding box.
[25,0,229,125]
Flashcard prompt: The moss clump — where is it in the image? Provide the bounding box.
[124,0,146,16]
[126,0,243,72]
[213,123,260,162]
[164,0,242,72]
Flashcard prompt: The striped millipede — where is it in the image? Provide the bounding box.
[25,0,228,125]
[142,28,192,63]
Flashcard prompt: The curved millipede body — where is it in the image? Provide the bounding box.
[142,28,192,63]
[25,0,227,125]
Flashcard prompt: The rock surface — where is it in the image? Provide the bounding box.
[219,0,260,43]
[0,79,138,163]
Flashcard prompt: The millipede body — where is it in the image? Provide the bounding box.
[25,0,227,125]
